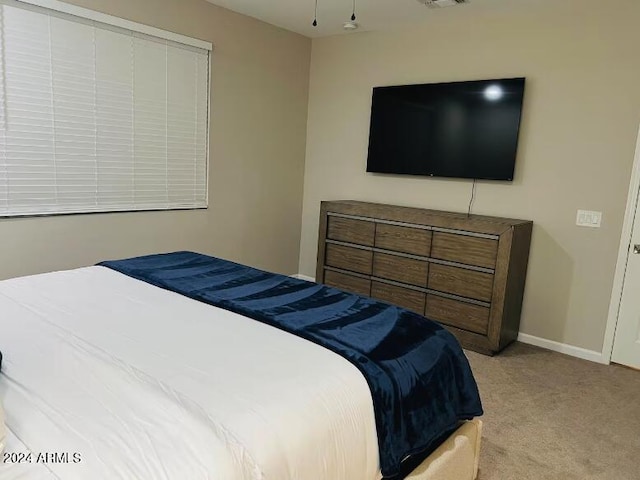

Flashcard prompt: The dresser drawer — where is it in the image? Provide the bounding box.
[327,216,375,246]
[371,281,426,314]
[325,244,373,275]
[425,294,490,335]
[428,263,494,302]
[373,252,428,287]
[324,270,371,296]
[431,232,498,269]
[375,223,432,256]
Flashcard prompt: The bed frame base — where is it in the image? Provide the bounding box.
[405,419,482,480]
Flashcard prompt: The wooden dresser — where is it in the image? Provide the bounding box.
[316,201,533,355]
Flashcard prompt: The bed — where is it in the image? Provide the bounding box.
[0,252,482,480]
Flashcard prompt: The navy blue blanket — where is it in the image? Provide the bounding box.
[100,252,482,478]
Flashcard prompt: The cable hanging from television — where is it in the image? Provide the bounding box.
[467,179,477,217]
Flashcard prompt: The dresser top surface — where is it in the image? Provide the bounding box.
[322,200,532,228]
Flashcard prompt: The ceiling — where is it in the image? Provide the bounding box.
[204,0,541,38]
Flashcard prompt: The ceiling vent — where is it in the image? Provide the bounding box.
[417,0,469,8]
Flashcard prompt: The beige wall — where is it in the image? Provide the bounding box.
[0,0,311,280]
[299,0,640,352]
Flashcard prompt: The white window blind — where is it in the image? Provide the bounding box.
[0,0,210,216]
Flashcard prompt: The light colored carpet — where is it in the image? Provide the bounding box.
[465,342,640,480]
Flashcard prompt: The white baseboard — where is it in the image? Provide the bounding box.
[291,273,315,282]
[517,333,606,364]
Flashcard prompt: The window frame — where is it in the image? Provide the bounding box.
[0,0,213,218]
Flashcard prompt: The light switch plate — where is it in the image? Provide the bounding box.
[576,210,602,228]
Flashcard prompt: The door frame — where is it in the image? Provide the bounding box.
[603,122,640,364]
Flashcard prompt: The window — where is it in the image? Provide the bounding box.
[0,0,211,217]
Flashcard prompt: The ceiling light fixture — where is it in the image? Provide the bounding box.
[343,21,358,30]
[312,0,359,30]
[417,0,469,7]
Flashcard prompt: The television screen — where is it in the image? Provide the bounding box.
[366,78,526,181]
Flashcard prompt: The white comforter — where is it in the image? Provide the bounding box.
[0,267,380,480]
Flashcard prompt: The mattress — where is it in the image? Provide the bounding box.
[0,266,380,479]
[0,265,481,480]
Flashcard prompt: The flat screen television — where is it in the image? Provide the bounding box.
[366,78,526,181]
